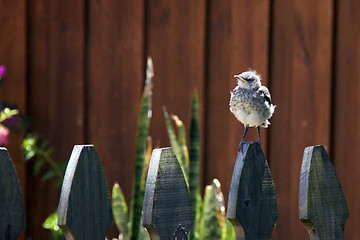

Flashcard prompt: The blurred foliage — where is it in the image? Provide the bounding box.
[22,134,66,187]
[0,65,66,238]
[42,209,65,240]
[201,179,235,240]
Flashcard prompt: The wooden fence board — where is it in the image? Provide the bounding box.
[0,2,27,240]
[205,0,271,202]
[1,1,360,239]
[27,1,86,238]
[227,142,278,239]
[0,148,26,240]
[269,1,333,238]
[87,0,145,207]
[147,0,206,159]
[299,145,348,240]
[333,1,360,238]
[142,147,194,239]
[58,145,112,240]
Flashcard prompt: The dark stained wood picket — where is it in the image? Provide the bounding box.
[57,145,112,240]
[0,143,353,239]
[227,142,278,239]
[299,145,349,240]
[142,147,194,239]
[0,148,26,240]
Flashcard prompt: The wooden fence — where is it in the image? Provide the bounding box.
[1,143,348,240]
[1,1,360,239]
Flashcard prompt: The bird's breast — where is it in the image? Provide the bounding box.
[229,87,274,127]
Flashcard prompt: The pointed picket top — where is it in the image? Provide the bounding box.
[142,147,194,239]
[227,142,278,240]
[58,145,112,240]
[0,148,26,240]
[299,145,349,240]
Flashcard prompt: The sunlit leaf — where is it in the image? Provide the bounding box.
[112,182,129,239]
[43,210,65,240]
[129,56,153,240]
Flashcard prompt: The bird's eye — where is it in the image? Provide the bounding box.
[246,77,254,82]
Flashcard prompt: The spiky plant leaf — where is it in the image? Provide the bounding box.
[163,108,181,163]
[201,179,227,240]
[172,114,190,178]
[112,182,129,239]
[189,90,202,240]
[129,57,153,240]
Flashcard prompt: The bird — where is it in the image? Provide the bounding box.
[229,70,275,152]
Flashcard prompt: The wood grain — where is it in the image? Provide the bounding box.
[143,147,194,239]
[299,145,348,240]
[0,148,26,240]
[269,0,333,238]
[332,0,360,238]
[58,145,112,240]
[205,0,271,203]
[0,2,27,239]
[27,1,85,238]
[227,142,278,239]
[146,0,206,164]
[87,0,145,206]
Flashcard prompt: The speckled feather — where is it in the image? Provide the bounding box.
[229,71,275,128]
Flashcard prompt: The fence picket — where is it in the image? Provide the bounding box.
[57,145,112,240]
[227,142,278,240]
[299,145,349,240]
[0,142,353,239]
[0,148,26,240]
[142,147,194,239]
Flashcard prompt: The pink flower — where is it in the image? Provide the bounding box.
[0,125,9,146]
[0,65,6,78]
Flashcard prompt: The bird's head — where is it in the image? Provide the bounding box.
[234,70,261,89]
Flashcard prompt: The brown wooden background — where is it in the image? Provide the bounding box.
[1,0,359,239]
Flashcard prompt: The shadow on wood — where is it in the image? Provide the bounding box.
[299,145,349,240]
[227,142,278,240]
[142,147,194,240]
[0,148,26,240]
[57,145,112,240]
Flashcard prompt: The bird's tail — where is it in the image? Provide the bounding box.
[261,120,271,128]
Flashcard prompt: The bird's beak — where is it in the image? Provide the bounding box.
[234,75,247,83]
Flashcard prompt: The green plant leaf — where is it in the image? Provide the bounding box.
[112,182,129,239]
[201,179,226,240]
[163,108,181,163]
[0,107,19,122]
[129,57,153,240]
[33,158,46,175]
[41,170,56,181]
[22,135,37,160]
[189,90,201,240]
[223,219,235,240]
[172,114,190,178]
[43,209,65,240]
[163,109,189,188]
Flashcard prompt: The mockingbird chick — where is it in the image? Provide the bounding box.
[229,70,275,151]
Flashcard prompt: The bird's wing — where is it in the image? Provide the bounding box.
[257,86,272,105]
